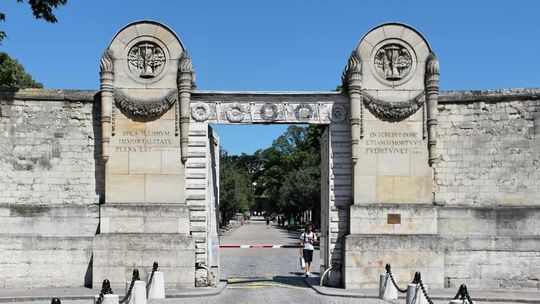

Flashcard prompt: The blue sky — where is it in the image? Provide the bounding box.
[2,0,539,154]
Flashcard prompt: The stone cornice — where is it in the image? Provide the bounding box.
[2,88,540,103]
[439,88,540,103]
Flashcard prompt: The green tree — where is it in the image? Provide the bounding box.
[0,52,43,88]
[1,0,68,43]
[218,125,325,225]
[254,125,324,217]
[219,150,254,224]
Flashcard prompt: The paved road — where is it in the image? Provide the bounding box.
[220,218,320,278]
[12,221,526,304]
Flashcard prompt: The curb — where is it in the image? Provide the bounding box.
[0,281,227,303]
[304,278,540,303]
[304,278,369,299]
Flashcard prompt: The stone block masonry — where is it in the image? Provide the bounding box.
[436,89,540,289]
[1,88,539,289]
[0,89,100,288]
[0,90,101,207]
[436,89,540,207]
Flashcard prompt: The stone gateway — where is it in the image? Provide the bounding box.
[0,20,539,290]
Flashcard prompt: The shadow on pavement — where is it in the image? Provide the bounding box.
[227,275,320,288]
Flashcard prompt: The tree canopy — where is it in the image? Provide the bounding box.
[219,125,324,224]
[0,52,43,89]
[1,0,68,43]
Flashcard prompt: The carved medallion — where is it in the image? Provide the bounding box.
[329,104,348,123]
[191,102,211,122]
[260,103,279,120]
[374,44,412,81]
[128,42,166,79]
[295,104,313,120]
[226,103,245,123]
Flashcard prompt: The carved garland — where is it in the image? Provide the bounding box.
[362,91,424,122]
[226,102,245,123]
[295,104,314,120]
[191,102,211,122]
[113,89,178,121]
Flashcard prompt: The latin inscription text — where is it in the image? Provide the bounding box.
[365,131,423,154]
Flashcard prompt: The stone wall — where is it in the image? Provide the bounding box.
[436,89,540,289]
[0,88,539,289]
[0,89,100,288]
[436,89,540,207]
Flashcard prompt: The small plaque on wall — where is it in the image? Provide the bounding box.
[387,213,401,224]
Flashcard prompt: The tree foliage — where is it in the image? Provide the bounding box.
[0,52,43,89]
[1,0,68,43]
[219,125,324,222]
[219,150,255,221]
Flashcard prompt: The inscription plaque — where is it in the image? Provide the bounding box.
[387,213,401,224]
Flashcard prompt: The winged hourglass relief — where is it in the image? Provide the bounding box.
[373,43,413,81]
[127,41,166,78]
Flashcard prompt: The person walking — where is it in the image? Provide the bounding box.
[300,223,316,277]
[265,216,270,228]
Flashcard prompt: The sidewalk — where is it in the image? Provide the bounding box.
[0,279,538,303]
[305,277,540,303]
[0,281,227,303]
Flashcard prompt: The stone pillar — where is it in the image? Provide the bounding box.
[93,21,195,289]
[425,53,439,166]
[178,52,195,164]
[345,50,363,165]
[342,23,443,289]
[99,49,114,162]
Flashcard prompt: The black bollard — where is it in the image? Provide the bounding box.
[133,268,140,281]
[101,279,113,294]
[385,263,391,273]
[153,261,159,271]
[412,271,421,284]
[51,298,61,304]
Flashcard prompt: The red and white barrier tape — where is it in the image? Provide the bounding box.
[220,244,303,249]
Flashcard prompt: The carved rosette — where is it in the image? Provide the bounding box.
[191,102,211,122]
[260,103,279,120]
[226,103,245,123]
[362,91,425,122]
[329,104,348,123]
[295,104,313,120]
[113,89,178,121]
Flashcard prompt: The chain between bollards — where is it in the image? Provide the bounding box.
[385,263,408,293]
[119,269,140,304]
[412,271,434,304]
[453,284,474,304]
[96,279,114,304]
[146,261,159,297]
